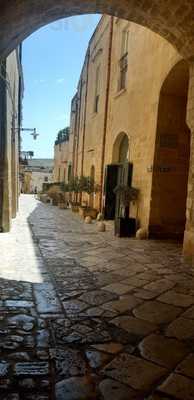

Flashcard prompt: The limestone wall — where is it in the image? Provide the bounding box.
[53,140,69,183]
[1,48,22,231]
[83,17,112,208]
[183,63,194,257]
[28,171,53,193]
[106,20,182,229]
[70,16,182,226]
[55,16,194,255]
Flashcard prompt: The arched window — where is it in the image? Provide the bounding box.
[119,134,129,163]
[112,132,129,164]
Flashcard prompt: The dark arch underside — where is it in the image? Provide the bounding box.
[0,0,194,58]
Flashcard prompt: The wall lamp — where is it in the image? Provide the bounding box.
[13,127,40,140]
[21,128,39,140]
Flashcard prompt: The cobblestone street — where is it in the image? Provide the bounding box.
[1,195,194,399]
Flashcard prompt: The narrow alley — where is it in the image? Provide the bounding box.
[1,196,194,399]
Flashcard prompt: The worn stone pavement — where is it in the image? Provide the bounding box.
[1,196,194,399]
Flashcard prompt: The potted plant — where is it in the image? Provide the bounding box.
[69,177,81,212]
[58,182,69,209]
[78,176,100,219]
[114,184,139,237]
[47,184,61,206]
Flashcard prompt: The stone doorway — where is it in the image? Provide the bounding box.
[89,165,95,208]
[149,60,190,240]
[104,133,130,220]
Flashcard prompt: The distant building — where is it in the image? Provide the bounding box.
[22,159,54,193]
[53,127,71,183]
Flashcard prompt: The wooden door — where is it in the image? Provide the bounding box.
[104,164,119,220]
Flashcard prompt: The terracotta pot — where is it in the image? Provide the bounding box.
[79,207,98,219]
[71,205,79,212]
[58,202,67,209]
[52,199,58,206]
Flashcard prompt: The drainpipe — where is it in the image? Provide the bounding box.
[81,49,90,179]
[75,79,83,204]
[75,81,83,178]
[0,60,7,231]
[99,16,114,212]
[72,95,78,178]
[80,49,90,204]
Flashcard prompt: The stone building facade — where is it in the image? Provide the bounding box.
[54,15,193,255]
[53,128,71,183]
[0,46,23,232]
[22,159,54,193]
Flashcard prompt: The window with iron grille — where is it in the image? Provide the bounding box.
[94,94,100,113]
[94,65,100,113]
[118,53,128,91]
[118,29,129,92]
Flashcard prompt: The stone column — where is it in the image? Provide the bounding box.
[11,121,17,218]
[0,60,8,231]
[0,58,12,232]
[183,62,194,258]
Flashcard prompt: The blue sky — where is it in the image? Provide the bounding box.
[22,14,101,159]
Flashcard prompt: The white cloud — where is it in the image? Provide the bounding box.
[33,78,47,85]
[56,78,65,84]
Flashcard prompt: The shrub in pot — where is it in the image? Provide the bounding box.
[68,177,82,211]
[47,185,61,206]
[78,176,100,219]
[58,183,69,209]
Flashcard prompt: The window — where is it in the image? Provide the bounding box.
[118,29,129,91]
[44,176,48,182]
[68,164,72,182]
[118,54,128,91]
[121,29,129,57]
[94,65,100,113]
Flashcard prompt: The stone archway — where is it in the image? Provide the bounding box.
[0,1,194,59]
[149,60,190,240]
[0,1,194,255]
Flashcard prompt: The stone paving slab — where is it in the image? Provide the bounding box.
[158,373,194,400]
[139,334,189,369]
[133,300,182,325]
[99,378,140,399]
[1,195,194,399]
[101,353,167,391]
[34,282,62,314]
